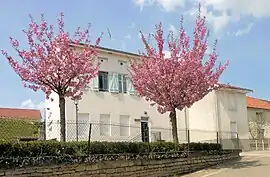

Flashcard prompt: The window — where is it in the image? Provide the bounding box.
[228,93,237,111]
[98,71,108,91]
[78,113,90,140]
[120,115,130,136]
[98,57,108,63]
[118,60,127,66]
[118,74,127,93]
[100,114,110,136]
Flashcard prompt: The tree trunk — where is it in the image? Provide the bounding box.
[59,95,66,141]
[169,108,179,144]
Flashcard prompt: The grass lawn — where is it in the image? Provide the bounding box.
[0,119,40,141]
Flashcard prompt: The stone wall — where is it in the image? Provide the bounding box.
[0,152,240,177]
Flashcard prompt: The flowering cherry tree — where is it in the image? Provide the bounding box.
[2,13,102,141]
[129,8,229,143]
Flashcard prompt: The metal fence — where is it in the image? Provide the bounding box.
[0,119,240,150]
[249,139,270,151]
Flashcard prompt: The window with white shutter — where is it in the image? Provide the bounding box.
[118,74,127,93]
[127,77,135,95]
[109,72,119,93]
[98,71,108,91]
[90,75,99,91]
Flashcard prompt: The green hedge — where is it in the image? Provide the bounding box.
[0,119,40,141]
[0,141,222,158]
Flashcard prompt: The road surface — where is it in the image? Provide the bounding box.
[183,151,270,177]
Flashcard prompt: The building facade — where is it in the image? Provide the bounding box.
[247,96,270,140]
[45,45,252,150]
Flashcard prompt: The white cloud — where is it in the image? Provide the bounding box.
[134,0,186,12]
[187,4,236,34]
[135,0,270,17]
[20,99,45,111]
[234,23,254,36]
[134,0,270,34]
[124,34,132,40]
[199,0,270,18]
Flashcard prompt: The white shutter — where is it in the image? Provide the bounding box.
[109,72,113,92]
[109,72,119,93]
[127,77,135,95]
[84,82,91,92]
[92,75,99,91]
[113,73,119,93]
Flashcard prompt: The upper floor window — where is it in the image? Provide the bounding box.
[118,60,127,67]
[98,57,108,63]
[118,74,127,93]
[98,71,108,91]
[228,93,237,111]
[90,71,135,95]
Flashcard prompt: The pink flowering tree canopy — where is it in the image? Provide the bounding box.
[2,13,102,141]
[129,8,229,143]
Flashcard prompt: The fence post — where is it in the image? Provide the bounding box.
[216,132,219,145]
[87,123,92,156]
[268,140,270,150]
[255,140,258,150]
[262,140,265,151]
[187,130,190,157]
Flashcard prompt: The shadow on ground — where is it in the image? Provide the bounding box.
[209,157,267,170]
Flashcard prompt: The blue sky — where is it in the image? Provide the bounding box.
[0,0,270,112]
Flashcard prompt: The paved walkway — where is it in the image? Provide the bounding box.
[183,151,270,177]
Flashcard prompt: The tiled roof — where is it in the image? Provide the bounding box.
[0,107,41,120]
[246,96,270,110]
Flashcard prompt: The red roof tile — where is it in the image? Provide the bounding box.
[0,108,41,121]
[246,96,270,110]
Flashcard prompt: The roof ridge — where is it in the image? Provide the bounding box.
[0,107,41,111]
[247,96,270,103]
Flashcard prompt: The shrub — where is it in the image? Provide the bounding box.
[0,119,40,141]
[0,141,222,158]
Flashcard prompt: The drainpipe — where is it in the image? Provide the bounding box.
[215,91,221,144]
[184,107,189,142]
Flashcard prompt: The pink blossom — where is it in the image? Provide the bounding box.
[129,6,228,143]
[2,13,102,100]
[130,8,229,114]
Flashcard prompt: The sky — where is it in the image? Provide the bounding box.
[0,0,270,114]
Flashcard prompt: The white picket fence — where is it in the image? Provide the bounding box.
[250,139,270,151]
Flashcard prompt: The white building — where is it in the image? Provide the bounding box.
[45,44,252,150]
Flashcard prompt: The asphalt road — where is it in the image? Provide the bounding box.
[183,151,270,177]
